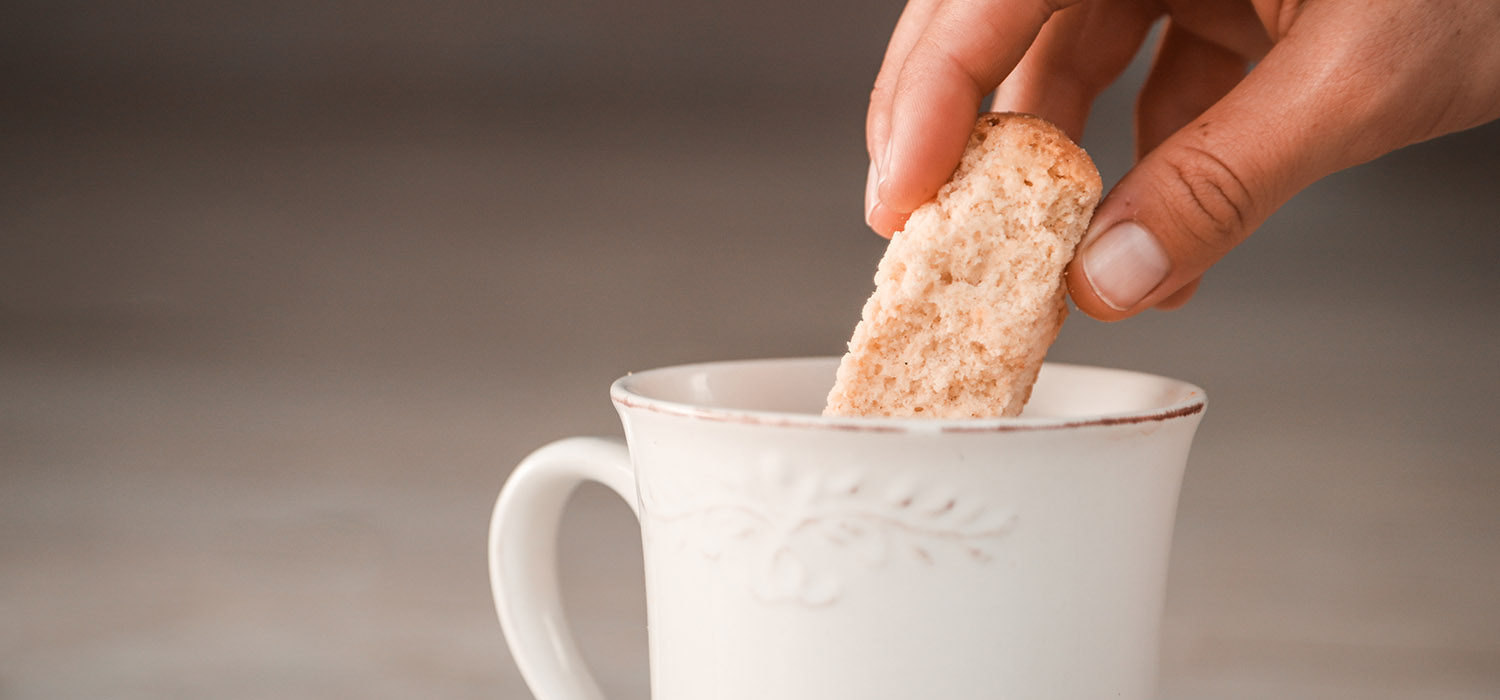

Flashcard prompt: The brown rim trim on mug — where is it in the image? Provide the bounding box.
[610,359,1206,434]
[936,399,1204,433]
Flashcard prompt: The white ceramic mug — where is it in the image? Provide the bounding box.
[490,357,1206,699]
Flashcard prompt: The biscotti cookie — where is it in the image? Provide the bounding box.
[826,113,1103,418]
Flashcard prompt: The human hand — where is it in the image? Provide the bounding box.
[864,0,1500,320]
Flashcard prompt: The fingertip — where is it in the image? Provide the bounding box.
[866,200,907,238]
[1065,210,1201,319]
[877,0,1067,215]
[1064,218,1172,323]
[1076,219,1171,311]
[878,103,973,214]
[881,60,990,213]
[874,174,907,216]
[1065,262,1133,322]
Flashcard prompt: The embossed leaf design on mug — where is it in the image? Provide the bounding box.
[490,357,1205,700]
[642,453,1017,606]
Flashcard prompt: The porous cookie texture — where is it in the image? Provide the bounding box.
[826,113,1103,419]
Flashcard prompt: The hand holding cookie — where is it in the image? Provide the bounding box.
[865,0,1500,320]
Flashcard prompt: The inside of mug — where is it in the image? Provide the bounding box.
[617,357,1202,421]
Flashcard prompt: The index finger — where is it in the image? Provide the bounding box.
[877,0,1076,213]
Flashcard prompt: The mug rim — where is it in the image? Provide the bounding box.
[610,356,1205,433]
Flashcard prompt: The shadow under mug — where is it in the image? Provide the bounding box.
[490,357,1206,700]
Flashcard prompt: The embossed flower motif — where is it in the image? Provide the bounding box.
[641,455,1016,606]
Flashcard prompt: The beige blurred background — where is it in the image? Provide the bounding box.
[2,2,1497,698]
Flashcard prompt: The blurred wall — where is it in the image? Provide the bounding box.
[1,1,896,98]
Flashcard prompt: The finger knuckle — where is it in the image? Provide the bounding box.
[905,33,987,97]
[1157,145,1253,253]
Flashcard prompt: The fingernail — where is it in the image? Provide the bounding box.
[864,161,878,226]
[1080,221,1171,311]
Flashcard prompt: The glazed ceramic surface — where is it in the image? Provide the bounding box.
[490,357,1206,700]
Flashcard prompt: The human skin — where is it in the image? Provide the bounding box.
[864,0,1500,319]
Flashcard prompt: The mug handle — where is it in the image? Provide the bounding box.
[488,437,639,700]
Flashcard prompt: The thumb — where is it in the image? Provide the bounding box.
[1065,7,1415,321]
[1066,113,1280,320]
